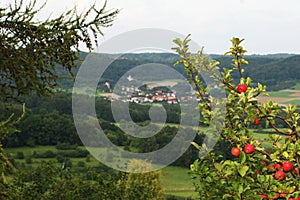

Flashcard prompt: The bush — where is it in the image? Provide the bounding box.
[118,159,165,200]
[77,161,86,168]
[56,143,78,150]
[59,149,89,158]
[16,152,24,159]
[64,158,72,168]
[33,150,57,158]
[56,155,64,163]
[25,157,32,164]
[9,161,123,199]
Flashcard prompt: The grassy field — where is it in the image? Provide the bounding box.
[283,99,300,105]
[257,89,300,105]
[252,129,280,151]
[161,166,197,199]
[268,91,296,98]
[291,83,300,90]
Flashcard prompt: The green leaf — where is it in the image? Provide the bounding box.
[240,151,247,164]
[191,142,201,150]
[223,194,232,199]
[205,176,212,182]
[257,175,265,183]
[224,170,234,177]
[238,185,243,194]
[282,151,289,159]
[214,163,223,172]
[238,166,249,177]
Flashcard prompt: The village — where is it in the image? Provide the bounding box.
[101,82,199,104]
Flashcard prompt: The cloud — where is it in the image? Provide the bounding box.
[100,0,300,53]
[1,0,300,53]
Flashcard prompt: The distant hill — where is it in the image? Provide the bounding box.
[211,54,300,90]
[56,52,300,91]
[244,55,300,90]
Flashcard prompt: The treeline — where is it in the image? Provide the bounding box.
[60,52,300,92]
[213,54,300,90]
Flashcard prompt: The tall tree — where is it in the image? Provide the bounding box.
[0,0,118,195]
[119,159,165,200]
[0,0,119,99]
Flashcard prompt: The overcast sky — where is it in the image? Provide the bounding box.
[2,0,300,54]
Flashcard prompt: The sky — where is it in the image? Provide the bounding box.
[1,0,300,54]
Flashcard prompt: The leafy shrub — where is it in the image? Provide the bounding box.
[174,36,300,199]
[59,149,89,158]
[16,152,24,159]
[32,150,56,158]
[56,143,78,150]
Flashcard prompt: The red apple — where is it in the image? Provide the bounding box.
[231,147,241,157]
[274,170,286,181]
[294,168,299,175]
[260,160,267,166]
[253,117,261,125]
[268,164,275,171]
[273,193,280,199]
[281,190,288,197]
[237,84,247,93]
[274,163,282,170]
[244,144,255,154]
[261,194,268,199]
[282,161,294,172]
[286,135,294,143]
[254,169,262,176]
